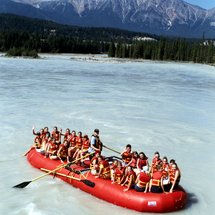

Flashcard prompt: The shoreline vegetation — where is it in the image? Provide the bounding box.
[0,30,214,65]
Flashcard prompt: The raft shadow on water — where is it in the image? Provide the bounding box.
[185,192,198,209]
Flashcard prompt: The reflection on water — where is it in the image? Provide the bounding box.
[0,54,214,215]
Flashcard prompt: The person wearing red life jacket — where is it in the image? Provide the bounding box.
[135,169,151,192]
[57,139,69,163]
[44,126,50,137]
[52,126,61,143]
[73,131,83,159]
[112,161,125,184]
[46,137,59,160]
[121,144,133,167]
[121,166,137,191]
[136,152,149,175]
[149,151,162,173]
[149,164,167,194]
[130,151,138,170]
[67,130,77,161]
[60,128,71,142]
[162,156,170,181]
[75,134,90,162]
[110,159,118,182]
[90,151,100,175]
[22,126,44,156]
[169,163,181,193]
[95,156,111,179]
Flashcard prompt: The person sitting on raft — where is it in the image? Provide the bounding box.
[22,132,42,156]
[110,159,118,182]
[90,151,100,175]
[121,144,133,167]
[162,156,170,181]
[60,128,71,142]
[149,151,162,173]
[52,126,61,143]
[136,152,149,175]
[111,161,125,184]
[32,126,44,139]
[149,164,167,194]
[57,139,69,163]
[46,137,59,159]
[121,165,136,191]
[95,156,111,179]
[75,134,89,162]
[168,163,181,193]
[88,129,103,161]
[67,130,77,161]
[130,151,138,170]
[135,166,151,192]
[44,126,50,136]
[73,131,83,159]
[38,133,50,155]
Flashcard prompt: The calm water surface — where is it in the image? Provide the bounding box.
[0,54,214,215]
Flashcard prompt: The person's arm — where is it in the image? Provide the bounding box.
[135,174,140,184]
[169,171,179,193]
[126,153,133,167]
[32,126,37,135]
[144,182,149,193]
[120,150,126,156]
[137,159,141,170]
[161,176,168,194]
[57,146,63,162]
[95,164,103,178]
[46,145,56,155]
[146,160,149,167]
[111,169,117,184]
[90,137,99,151]
[121,176,128,186]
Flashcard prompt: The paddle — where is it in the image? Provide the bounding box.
[103,145,121,154]
[41,168,95,188]
[13,152,95,188]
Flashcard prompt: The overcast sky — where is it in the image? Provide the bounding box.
[185,0,215,10]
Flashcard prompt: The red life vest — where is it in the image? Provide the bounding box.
[170,169,181,184]
[137,172,150,188]
[122,151,132,164]
[151,158,162,173]
[130,158,137,168]
[64,132,70,141]
[70,135,76,147]
[115,167,124,183]
[58,144,68,158]
[162,163,169,178]
[90,156,98,169]
[49,142,58,154]
[151,171,163,186]
[82,139,89,151]
[127,170,136,186]
[99,160,110,176]
[76,137,82,149]
[52,131,60,141]
[138,158,147,169]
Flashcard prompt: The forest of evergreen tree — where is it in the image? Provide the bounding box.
[0,30,214,64]
[108,35,214,64]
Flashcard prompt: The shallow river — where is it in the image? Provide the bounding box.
[0,54,214,215]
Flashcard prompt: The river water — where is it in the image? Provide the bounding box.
[0,54,214,215]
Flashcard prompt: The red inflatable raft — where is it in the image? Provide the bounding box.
[27,149,187,213]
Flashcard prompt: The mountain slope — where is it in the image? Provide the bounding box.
[1,0,215,38]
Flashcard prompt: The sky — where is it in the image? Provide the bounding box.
[185,0,215,10]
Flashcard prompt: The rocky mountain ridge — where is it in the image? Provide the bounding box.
[2,0,215,37]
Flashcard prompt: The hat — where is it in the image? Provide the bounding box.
[84,134,88,138]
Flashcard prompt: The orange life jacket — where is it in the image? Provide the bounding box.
[70,135,76,147]
[99,160,110,176]
[130,158,137,168]
[138,158,147,169]
[90,156,98,169]
[76,137,83,149]
[151,171,163,186]
[49,142,58,154]
[127,170,136,186]
[64,132,70,141]
[170,169,181,184]
[52,131,60,141]
[122,151,132,164]
[58,144,68,158]
[82,139,89,151]
[115,167,124,183]
[137,172,150,188]
[151,158,162,173]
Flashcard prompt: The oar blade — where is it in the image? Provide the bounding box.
[82,180,95,188]
[13,181,31,188]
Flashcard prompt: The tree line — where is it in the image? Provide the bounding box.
[108,35,214,64]
[0,31,109,56]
